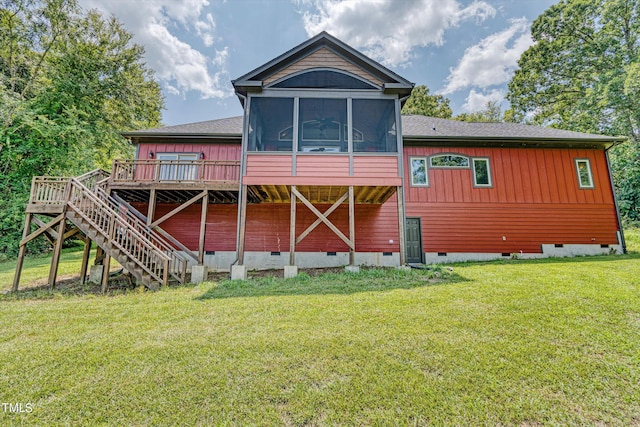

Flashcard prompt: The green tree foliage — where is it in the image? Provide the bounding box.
[401,85,452,118]
[0,0,163,258]
[454,101,504,122]
[507,0,640,222]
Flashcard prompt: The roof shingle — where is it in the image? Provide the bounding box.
[123,114,622,143]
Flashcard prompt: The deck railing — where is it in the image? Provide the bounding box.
[111,159,241,184]
[30,176,68,205]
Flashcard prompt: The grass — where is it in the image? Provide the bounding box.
[0,232,638,425]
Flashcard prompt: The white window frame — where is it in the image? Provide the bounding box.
[472,157,492,187]
[157,153,198,181]
[409,157,429,186]
[575,158,594,189]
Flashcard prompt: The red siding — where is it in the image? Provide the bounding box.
[140,199,400,253]
[296,155,349,177]
[245,154,292,177]
[353,156,398,178]
[137,142,241,162]
[245,154,400,185]
[404,146,620,252]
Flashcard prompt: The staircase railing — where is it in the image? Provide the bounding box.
[76,169,110,191]
[30,171,190,286]
[66,177,171,286]
[93,186,189,284]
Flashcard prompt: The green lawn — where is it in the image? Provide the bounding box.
[0,232,638,425]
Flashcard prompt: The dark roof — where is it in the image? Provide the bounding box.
[123,115,623,147]
[401,115,623,143]
[122,116,243,139]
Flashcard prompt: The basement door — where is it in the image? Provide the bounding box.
[405,217,423,264]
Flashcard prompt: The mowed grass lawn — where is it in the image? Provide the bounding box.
[1,232,639,425]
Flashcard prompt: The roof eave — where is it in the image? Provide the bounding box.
[402,135,623,149]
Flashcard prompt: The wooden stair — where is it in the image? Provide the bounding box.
[52,170,189,289]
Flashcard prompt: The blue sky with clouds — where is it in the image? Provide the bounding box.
[78,0,558,126]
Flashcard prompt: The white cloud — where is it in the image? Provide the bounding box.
[297,0,495,67]
[441,17,532,94]
[78,0,230,99]
[462,88,505,112]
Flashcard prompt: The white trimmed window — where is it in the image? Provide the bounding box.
[157,153,198,181]
[410,157,428,186]
[575,159,594,188]
[472,158,492,187]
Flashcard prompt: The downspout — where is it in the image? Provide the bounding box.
[230,93,248,274]
[605,143,627,254]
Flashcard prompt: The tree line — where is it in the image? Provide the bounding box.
[0,0,638,260]
[0,0,163,259]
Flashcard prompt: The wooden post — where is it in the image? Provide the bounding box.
[289,186,297,266]
[95,246,105,265]
[237,185,248,265]
[48,218,67,290]
[12,213,33,292]
[198,191,209,265]
[101,254,111,293]
[79,237,92,285]
[147,188,156,226]
[349,185,355,266]
[396,186,406,265]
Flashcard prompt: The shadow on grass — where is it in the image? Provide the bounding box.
[196,266,469,300]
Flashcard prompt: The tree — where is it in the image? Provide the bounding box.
[454,101,503,122]
[0,0,164,258]
[507,0,640,223]
[401,85,452,118]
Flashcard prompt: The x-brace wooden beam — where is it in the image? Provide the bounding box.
[290,186,354,250]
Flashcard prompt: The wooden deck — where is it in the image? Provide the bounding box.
[108,159,245,204]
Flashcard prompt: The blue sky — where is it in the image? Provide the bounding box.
[79,0,558,126]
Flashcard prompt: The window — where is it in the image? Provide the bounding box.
[271,69,378,90]
[430,154,469,168]
[575,159,594,188]
[298,98,347,152]
[248,97,294,151]
[157,153,198,181]
[410,157,428,186]
[472,158,492,187]
[246,96,399,153]
[352,99,397,152]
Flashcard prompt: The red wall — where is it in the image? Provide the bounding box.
[137,142,241,162]
[404,146,620,253]
[145,199,400,253]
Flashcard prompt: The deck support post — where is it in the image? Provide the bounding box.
[396,186,406,266]
[101,254,111,293]
[12,213,33,292]
[237,184,248,266]
[289,186,297,267]
[198,192,209,265]
[48,218,67,290]
[79,237,92,285]
[147,188,156,226]
[348,186,355,266]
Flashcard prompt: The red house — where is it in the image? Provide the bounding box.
[14,32,626,289]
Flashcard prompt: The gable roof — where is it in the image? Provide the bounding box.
[123,115,623,148]
[232,31,414,101]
